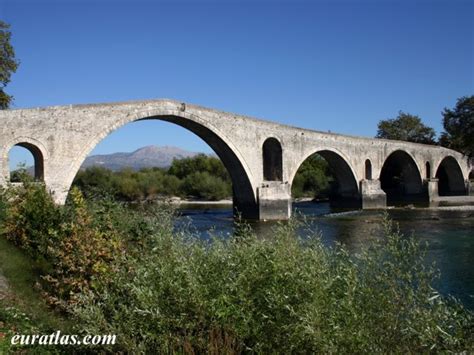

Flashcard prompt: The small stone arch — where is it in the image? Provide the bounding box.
[263,137,283,181]
[435,156,466,196]
[380,150,423,203]
[425,161,431,180]
[365,159,372,180]
[3,138,48,182]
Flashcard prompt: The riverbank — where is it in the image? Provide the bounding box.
[167,197,474,209]
[426,205,474,211]
[171,197,232,205]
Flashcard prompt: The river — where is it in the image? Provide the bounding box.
[175,202,474,310]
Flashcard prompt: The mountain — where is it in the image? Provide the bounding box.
[81,145,201,171]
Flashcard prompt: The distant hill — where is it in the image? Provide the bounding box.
[80,145,201,171]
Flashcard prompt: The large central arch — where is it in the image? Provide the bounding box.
[64,111,258,219]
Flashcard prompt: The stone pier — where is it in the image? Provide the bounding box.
[257,182,292,220]
[360,179,386,209]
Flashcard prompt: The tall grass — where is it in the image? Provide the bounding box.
[0,182,473,353]
[73,212,473,353]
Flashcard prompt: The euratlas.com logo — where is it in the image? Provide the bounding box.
[10,331,116,346]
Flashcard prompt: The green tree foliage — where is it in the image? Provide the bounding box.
[0,181,135,310]
[376,111,436,144]
[0,21,19,109]
[181,171,231,200]
[73,155,232,201]
[168,153,231,182]
[2,178,61,256]
[291,154,333,199]
[75,154,335,202]
[439,96,474,157]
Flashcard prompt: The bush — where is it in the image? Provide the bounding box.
[1,182,472,353]
[72,215,473,353]
[168,154,230,183]
[73,166,116,198]
[181,171,231,200]
[40,188,124,309]
[2,181,61,256]
[1,183,128,311]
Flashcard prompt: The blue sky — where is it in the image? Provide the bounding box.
[2,0,473,169]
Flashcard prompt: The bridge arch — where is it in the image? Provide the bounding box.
[63,109,258,218]
[2,137,48,182]
[365,159,372,180]
[290,148,359,205]
[380,150,423,203]
[435,156,466,196]
[425,161,431,180]
[262,137,283,181]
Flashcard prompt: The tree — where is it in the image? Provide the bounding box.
[376,111,436,144]
[439,96,474,157]
[0,21,19,109]
[168,154,230,183]
[291,155,333,199]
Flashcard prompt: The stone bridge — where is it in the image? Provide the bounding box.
[1,99,473,220]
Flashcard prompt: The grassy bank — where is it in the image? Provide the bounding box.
[0,234,73,354]
[0,182,473,353]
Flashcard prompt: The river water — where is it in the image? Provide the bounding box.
[176,202,474,310]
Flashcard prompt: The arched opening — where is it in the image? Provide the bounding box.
[291,150,360,212]
[8,143,44,182]
[263,138,283,181]
[380,150,424,205]
[365,159,372,180]
[69,115,257,219]
[435,156,466,196]
[425,161,431,180]
[470,171,474,181]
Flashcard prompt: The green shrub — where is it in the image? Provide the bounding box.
[181,171,231,200]
[2,181,472,353]
[2,183,127,310]
[2,181,61,256]
[72,215,473,353]
[40,188,124,310]
[168,154,230,183]
[73,166,116,198]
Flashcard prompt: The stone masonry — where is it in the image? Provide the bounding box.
[0,99,472,220]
